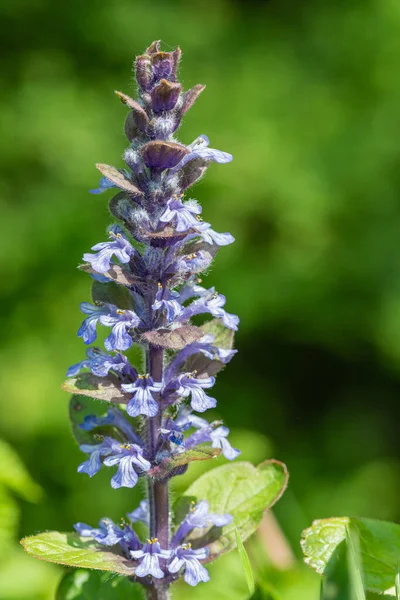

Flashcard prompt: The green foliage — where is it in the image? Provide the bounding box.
[0,438,42,503]
[0,439,42,558]
[186,318,236,377]
[396,567,400,600]
[62,373,130,404]
[200,318,235,349]
[91,280,134,310]
[21,532,135,576]
[0,486,20,558]
[235,528,255,597]
[301,517,400,596]
[345,527,366,600]
[0,439,59,600]
[56,569,145,600]
[250,587,281,600]
[3,0,400,598]
[175,460,288,559]
[69,395,117,445]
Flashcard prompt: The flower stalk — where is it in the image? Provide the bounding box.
[65,40,239,596]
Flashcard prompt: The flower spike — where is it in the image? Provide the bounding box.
[47,41,244,595]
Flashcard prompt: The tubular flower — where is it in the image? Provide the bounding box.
[67,347,135,378]
[172,500,232,547]
[176,372,216,412]
[78,303,140,350]
[122,375,163,418]
[127,500,149,525]
[168,544,210,586]
[103,443,151,489]
[74,518,141,553]
[194,220,235,246]
[77,437,150,488]
[185,421,240,460]
[83,225,135,273]
[152,283,183,322]
[170,134,233,174]
[178,290,239,331]
[159,195,202,232]
[131,539,171,579]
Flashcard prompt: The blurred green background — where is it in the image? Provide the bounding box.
[1,0,400,597]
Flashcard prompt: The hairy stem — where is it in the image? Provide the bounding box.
[146,584,170,600]
[147,345,170,598]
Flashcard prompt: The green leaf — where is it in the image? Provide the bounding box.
[0,438,42,502]
[69,395,120,445]
[62,373,130,404]
[346,526,366,600]
[148,446,221,481]
[175,459,288,560]
[235,528,255,596]
[250,586,281,600]
[185,318,236,378]
[21,531,135,576]
[318,539,352,600]
[56,569,145,600]
[395,566,400,600]
[301,517,400,596]
[200,318,235,349]
[92,280,134,310]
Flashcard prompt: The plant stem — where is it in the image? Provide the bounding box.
[146,584,170,600]
[146,345,170,599]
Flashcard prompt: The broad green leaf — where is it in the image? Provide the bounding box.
[21,531,135,576]
[148,446,221,480]
[235,528,255,596]
[62,373,130,404]
[175,460,288,560]
[200,318,235,349]
[69,395,120,445]
[0,438,42,502]
[91,279,134,310]
[395,567,400,600]
[301,517,400,596]
[56,569,145,600]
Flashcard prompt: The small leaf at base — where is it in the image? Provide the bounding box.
[56,568,145,599]
[235,528,255,596]
[21,531,135,576]
[62,373,130,404]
